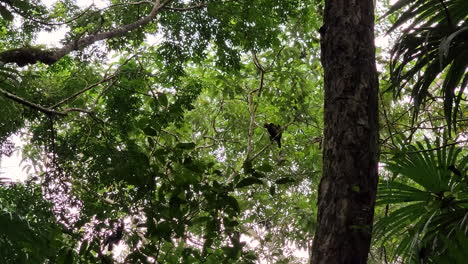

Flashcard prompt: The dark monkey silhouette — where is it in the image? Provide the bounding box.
[264,123,282,148]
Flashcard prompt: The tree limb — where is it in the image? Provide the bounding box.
[0,0,172,66]
[245,53,266,160]
[50,55,136,109]
[6,3,93,26]
[0,87,98,119]
[164,2,207,11]
[163,0,241,12]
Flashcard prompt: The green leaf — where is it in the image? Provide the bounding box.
[236,177,263,188]
[176,142,196,150]
[224,196,240,215]
[242,160,254,174]
[275,177,295,185]
[147,137,155,147]
[154,149,167,163]
[252,170,266,178]
[158,93,168,107]
[142,126,158,136]
[192,216,211,225]
[0,6,14,21]
[256,163,274,172]
[155,221,172,241]
[269,186,276,196]
[439,26,468,61]
[222,246,240,259]
[57,247,74,264]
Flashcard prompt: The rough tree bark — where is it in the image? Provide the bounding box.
[311,0,379,263]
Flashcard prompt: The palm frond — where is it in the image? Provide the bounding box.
[387,0,468,135]
[375,137,468,262]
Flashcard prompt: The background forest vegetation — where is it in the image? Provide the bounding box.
[0,0,466,263]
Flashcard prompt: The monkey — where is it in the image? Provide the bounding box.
[264,123,282,148]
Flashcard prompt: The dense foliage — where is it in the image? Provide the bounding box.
[0,0,466,263]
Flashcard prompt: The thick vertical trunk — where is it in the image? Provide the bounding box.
[311,0,379,263]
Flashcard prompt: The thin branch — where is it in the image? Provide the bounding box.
[195,143,216,150]
[15,1,154,26]
[264,46,285,72]
[211,99,224,135]
[107,1,155,8]
[406,140,468,154]
[0,87,101,120]
[252,51,265,72]
[50,55,136,109]
[245,52,268,160]
[93,78,118,106]
[163,0,240,12]
[0,87,67,115]
[379,91,396,147]
[50,74,113,109]
[164,2,207,11]
[161,129,181,141]
[245,88,258,159]
[6,4,93,26]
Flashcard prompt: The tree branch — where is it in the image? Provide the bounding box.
[7,4,93,26]
[0,0,172,66]
[0,87,66,115]
[0,87,100,120]
[50,55,136,109]
[163,0,241,12]
[164,2,207,11]
[245,53,266,160]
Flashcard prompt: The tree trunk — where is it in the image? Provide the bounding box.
[311,0,379,263]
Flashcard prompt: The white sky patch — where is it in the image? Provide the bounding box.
[37,0,109,47]
[240,229,309,263]
[36,29,67,47]
[375,35,391,49]
[36,0,163,48]
[0,134,27,182]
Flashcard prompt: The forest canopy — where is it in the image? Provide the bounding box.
[0,0,467,263]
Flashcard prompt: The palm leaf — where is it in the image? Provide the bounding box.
[387,0,468,135]
[375,137,468,261]
[377,181,431,205]
[431,227,468,263]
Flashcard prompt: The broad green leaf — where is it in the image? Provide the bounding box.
[236,177,263,188]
